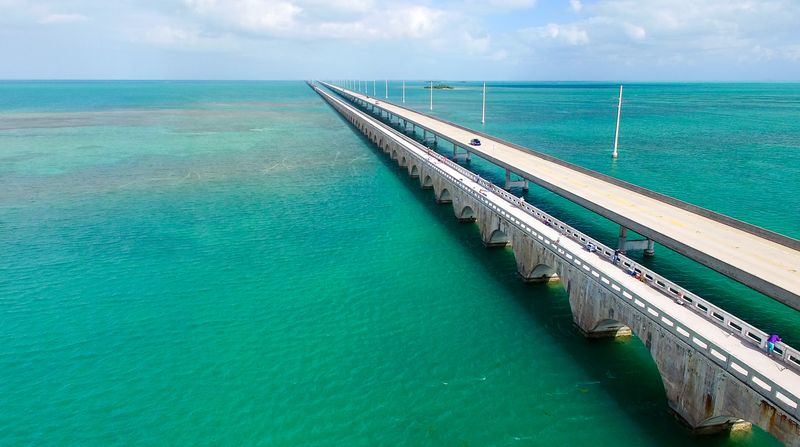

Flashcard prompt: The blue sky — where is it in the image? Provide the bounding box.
[1,0,798,80]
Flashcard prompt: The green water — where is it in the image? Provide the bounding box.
[1,81,797,446]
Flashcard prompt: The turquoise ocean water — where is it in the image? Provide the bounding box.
[1,81,798,446]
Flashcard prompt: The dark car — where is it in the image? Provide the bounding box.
[469,138,481,146]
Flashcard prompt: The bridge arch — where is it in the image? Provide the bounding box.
[589,318,632,338]
[421,175,433,189]
[400,155,407,167]
[486,228,509,247]
[410,164,419,178]
[528,263,559,283]
[457,204,476,222]
[391,149,398,160]
[437,187,452,204]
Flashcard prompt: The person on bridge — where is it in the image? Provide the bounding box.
[612,250,620,265]
[767,334,782,356]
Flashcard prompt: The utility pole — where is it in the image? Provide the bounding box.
[481,81,486,124]
[429,81,433,111]
[613,85,623,159]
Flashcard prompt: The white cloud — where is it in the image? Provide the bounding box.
[463,31,491,54]
[38,13,88,24]
[384,6,444,39]
[484,0,536,10]
[522,23,589,45]
[179,0,449,41]
[5,0,796,79]
[508,0,800,78]
[141,25,237,51]
[786,45,800,62]
[490,49,509,61]
[624,23,646,41]
[184,0,302,34]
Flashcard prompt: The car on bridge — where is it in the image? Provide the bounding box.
[469,138,481,146]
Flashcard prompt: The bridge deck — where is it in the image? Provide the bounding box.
[312,84,800,419]
[324,83,800,311]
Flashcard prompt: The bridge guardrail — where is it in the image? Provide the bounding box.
[322,82,800,375]
[311,83,800,420]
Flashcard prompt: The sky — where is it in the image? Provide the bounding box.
[0,0,799,80]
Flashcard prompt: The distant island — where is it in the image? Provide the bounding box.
[424,83,454,90]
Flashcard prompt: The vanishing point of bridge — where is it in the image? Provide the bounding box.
[310,81,800,445]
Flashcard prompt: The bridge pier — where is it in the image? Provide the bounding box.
[618,226,656,256]
[477,206,510,247]
[508,226,560,282]
[431,176,453,204]
[504,169,528,191]
[451,189,477,222]
[452,144,471,163]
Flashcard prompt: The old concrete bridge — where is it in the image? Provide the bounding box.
[309,81,800,445]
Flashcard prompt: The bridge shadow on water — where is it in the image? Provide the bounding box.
[338,114,782,446]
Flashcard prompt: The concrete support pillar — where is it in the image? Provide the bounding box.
[619,226,656,256]
[504,169,528,191]
[645,239,655,257]
[618,226,628,253]
[509,229,559,283]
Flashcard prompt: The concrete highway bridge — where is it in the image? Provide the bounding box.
[309,81,800,445]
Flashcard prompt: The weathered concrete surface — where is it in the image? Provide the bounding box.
[476,203,510,248]
[566,270,799,442]
[451,188,477,223]
[312,84,800,447]
[508,225,560,283]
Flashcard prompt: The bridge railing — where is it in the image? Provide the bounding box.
[313,85,800,419]
[325,83,800,375]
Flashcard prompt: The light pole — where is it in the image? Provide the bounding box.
[385,80,388,99]
[402,81,405,103]
[429,81,433,111]
[481,81,486,124]
[613,85,623,159]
